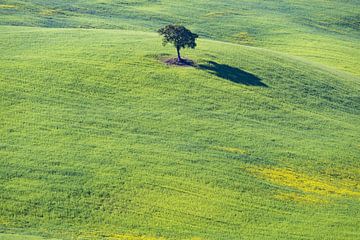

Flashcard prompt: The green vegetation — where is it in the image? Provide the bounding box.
[0,0,359,75]
[0,1,359,240]
[0,233,56,240]
[158,25,198,62]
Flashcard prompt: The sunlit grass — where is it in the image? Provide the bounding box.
[0,0,360,238]
[1,26,359,239]
[212,146,248,155]
[0,4,16,9]
[0,0,359,75]
[275,192,328,204]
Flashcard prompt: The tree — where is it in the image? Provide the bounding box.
[158,25,199,62]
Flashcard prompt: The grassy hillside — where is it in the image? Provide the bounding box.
[1,26,359,239]
[0,0,359,75]
[0,233,55,240]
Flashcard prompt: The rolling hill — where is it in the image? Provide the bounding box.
[0,1,359,240]
[1,0,359,75]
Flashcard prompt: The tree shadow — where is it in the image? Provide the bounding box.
[198,61,267,87]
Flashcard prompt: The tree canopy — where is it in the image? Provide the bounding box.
[158,25,198,62]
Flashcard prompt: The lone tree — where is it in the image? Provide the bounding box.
[158,25,198,62]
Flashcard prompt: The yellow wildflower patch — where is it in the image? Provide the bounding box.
[213,146,247,155]
[231,32,255,45]
[322,167,360,191]
[250,167,360,199]
[40,9,58,16]
[0,218,9,225]
[0,4,16,9]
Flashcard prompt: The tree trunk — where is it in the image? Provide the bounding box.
[176,47,182,62]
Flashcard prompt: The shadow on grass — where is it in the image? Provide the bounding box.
[199,61,267,87]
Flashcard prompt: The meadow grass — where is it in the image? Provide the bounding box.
[0,233,57,240]
[0,26,359,239]
[0,0,359,75]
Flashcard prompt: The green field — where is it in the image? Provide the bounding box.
[0,1,360,240]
